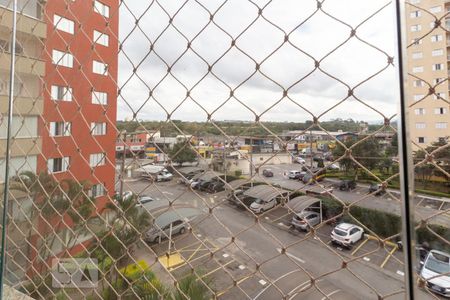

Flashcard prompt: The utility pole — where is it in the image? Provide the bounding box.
[250,136,253,185]
[119,131,126,196]
[310,129,313,169]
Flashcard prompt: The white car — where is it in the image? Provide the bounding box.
[295,157,306,164]
[250,198,276,214]
[330,223,364,248]
[421,250,450,297]
[156,171,173,182]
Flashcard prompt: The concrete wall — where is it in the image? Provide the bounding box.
[226,153,292,175]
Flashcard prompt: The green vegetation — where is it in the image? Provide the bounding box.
[169,142,197,165]
[117,118,376,136]
[322,197,450,251]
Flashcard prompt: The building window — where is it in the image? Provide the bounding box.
[93,30,109,46]
[410,10,421,18]
[89,183,105,198]
[410,0,420,3]
[412,66,423,73]
[0,116,38,138]
[430,35,443,42]
[435,122,448,129]
[415,122,426,129]
[48,157,70,173]
[52,50,73,68]
[431,49,443,57]
[89,153,106,167]
[413,94,424,101]
[432,64,444,71]
[94,0,109,18]
[93,60,108,75]
[92,91,108,105]
[433,78,444,85]
[414,108,425,115]
[430,6,442,13]
[413,79,424,87]
[412,52,422,59]
[91,122,107,135]
[51,85,72,101]
[434,92,446,100]
[0,156,37,183]
[418,137,425,143]
[53,15,74,34]
[411,38,422,45]
[434,107,447,115]
[49,122,71,137]
[410,24,421,32]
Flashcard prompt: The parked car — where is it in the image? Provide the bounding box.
[145,219,188,243]
[291,211,321,231]
[369,183,385,196]
[302,169,325,184]
[119,191,133,200]
[198,180,214,191]
[330,223,364,248]
[295,157,306,164]
[288,170,302,179]
[137,195,156,206]
[191,178,205,189]
[324,153,334,161]
[327,163,340,171]
[262,169,274,177]
[250,198,276,214]
[156,171,173,182]
[420,250,450,297]
[206,181,225,193]
[228,189,244,205]
[339,180,356,191]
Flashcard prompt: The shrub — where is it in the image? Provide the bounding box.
[234,170,242,177]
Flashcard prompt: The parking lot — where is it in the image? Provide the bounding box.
[119,164,438,299]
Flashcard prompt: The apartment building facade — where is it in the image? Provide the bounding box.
[406,0,450,147]
[0,1,45,182]
[39,0,118,214]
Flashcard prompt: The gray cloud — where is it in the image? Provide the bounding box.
[118,0,397,123]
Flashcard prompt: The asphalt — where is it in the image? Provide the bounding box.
[122,178,438,299]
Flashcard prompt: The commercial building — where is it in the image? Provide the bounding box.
[405,0,450,146]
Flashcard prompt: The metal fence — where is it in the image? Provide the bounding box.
[0,0,449,299]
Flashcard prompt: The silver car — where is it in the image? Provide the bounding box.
[145,219,187,243]
[291,211,320,231]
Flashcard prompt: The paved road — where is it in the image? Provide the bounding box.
[124,179,436,300]
[255,164,450,228]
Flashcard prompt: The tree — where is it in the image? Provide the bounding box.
[11,172,96,275]
[413,140,450,185]
[174,274,211,300]
[169,142,197,165]
[333,138,382,176]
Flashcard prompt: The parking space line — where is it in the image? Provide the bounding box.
[277,248,305,263]
[380,246,398,268]
[321,289,341,300]
[200,259,235,278]
[351,238,369,256]
[186,244,203,262]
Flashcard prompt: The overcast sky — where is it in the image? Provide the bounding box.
[117,0,397,124]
